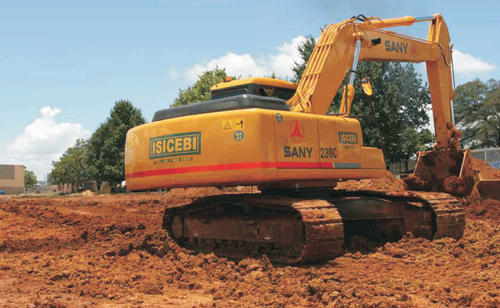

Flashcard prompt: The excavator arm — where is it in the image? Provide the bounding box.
[288,14,500,199]
[287,14,459,150]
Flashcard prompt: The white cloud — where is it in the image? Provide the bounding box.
[0,106,90,179]
[176,42,496,83]
[176,36,307,83]
[425,104,435,134]
[453,49,496,77]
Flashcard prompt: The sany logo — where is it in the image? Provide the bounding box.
[290,120,304,143]
[410,43,417,57]
[385,40,408,53]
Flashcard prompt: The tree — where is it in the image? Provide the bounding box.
[292,36,316,82]
[172,68,229,107]
[349,62,433,162]
[24,170,37,188]
[49,139,89,187]
[87,100,146,187]
[291,37,432,163]
[454,78,500,148]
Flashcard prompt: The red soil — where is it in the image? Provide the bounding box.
[337,170,408,191]
[1,188,499,307]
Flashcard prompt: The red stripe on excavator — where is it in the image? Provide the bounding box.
[320,162,335,168]
[126,161,340,179]
[276,162,319,169]
[126,161,275,179]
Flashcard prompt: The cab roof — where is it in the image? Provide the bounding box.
[210,77,298,92]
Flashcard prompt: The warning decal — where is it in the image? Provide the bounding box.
[221,118,245,131]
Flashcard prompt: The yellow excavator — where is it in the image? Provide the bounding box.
[124,14,487,263]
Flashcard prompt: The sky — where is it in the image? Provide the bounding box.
[0,0,498,179]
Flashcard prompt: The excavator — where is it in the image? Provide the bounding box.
[125,14,484,263]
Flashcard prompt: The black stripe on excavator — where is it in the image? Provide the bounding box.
[153,94,290,122]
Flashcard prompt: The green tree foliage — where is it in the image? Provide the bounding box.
[264,72,278,79]
[454,79,500,148]
[49,139,89,186]
[172,68,228,107]
[291,38,432,163]
[292,36,316,82]
[24,169,37,188]
[87,100,146,186]
[349,62,433,162]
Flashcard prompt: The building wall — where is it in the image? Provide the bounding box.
[0,165,25,194]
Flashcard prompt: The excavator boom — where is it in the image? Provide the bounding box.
[286,14,498,198]
[287,14,457,150]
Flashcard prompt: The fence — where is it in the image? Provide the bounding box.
[470,147,500,169]
[25,185,58,194]
[388,159,417,176]
[24,181,98,195]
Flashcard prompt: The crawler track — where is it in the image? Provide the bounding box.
[334,190,465,240]
[163,195,344,263]
[163,190,465,264]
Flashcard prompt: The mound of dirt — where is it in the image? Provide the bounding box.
[471,157,500,179]
[166,187,222,202]
[336,170,407,191]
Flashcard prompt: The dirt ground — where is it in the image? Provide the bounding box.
[1,184,500,307]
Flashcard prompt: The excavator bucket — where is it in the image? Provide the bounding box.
[405,149,476,196]
[469,178,500,201]
[406,149,500,200]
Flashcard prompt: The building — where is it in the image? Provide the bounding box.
[0,165,25,194]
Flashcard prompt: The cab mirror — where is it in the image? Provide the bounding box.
[361,78,373,96]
